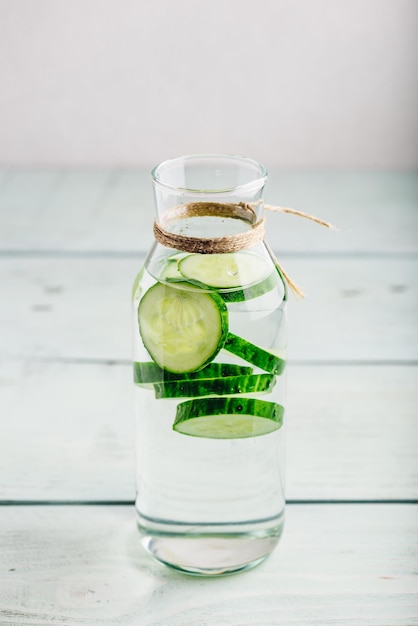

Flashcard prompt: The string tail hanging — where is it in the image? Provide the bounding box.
[264,205,338,230]
[262,241,305,299]
[275,259,305,299]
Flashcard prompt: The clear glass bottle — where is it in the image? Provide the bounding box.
[132,154,287,575]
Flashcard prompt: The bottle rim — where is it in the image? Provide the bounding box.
[151,153,268,195]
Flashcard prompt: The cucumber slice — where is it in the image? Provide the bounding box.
[138,282,229,373]
[221,272,277,303]
[133,361,253,385]
[163,270,277,303]
[154,373,276,399]
[159,257,183,282]
[173,398,284,439]
[179,252,270,289]
[224,333,286,375]
[158,252,277,302]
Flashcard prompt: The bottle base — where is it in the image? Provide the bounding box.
[137,513,285,576]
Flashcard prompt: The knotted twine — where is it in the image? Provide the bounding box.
[153,202,336,298]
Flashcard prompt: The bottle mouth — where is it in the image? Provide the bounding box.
[151,154,268,195]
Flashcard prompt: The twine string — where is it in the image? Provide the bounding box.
[264,204,337,230]
[153,202,335,298]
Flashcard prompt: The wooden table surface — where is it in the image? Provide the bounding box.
[0,169,417,625]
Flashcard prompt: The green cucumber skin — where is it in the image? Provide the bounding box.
[174,397,284,425]
[221,272,277,302]
[153,373,276,399]
[166,271,277,303]
[224,333,286,375]
[133,361,253,385]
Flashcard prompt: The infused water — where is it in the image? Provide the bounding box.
[132,245,287,575]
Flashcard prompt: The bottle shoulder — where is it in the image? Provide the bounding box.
[133,243,286,306]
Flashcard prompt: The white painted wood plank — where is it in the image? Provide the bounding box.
[266,171,418,254]
[0,361,416,501]
[0,256,137,362]
[27,170,116,251]
[286,256,418,361]
[0,256,416,362]
[0,170,416,254]
[0,168,11,191]
[0,169,153,253]
[27,169,152,252]
[0,504,416,625]
[286,365,418,500]
[0,170,62,246]
[0,360,135,502]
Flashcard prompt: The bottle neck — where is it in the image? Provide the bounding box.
[151,154,268,223]
[153,200,265,252]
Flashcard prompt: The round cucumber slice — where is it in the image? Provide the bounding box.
[138,282,229,373]
[154,373,276,399]
[133,361,253,385]
[224,333,286,375]
[178,252,270,289]
[173,398,284,439]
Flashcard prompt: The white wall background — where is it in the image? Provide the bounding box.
[0,0,417,169]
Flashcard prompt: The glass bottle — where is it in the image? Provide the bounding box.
[132,154,287,575]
